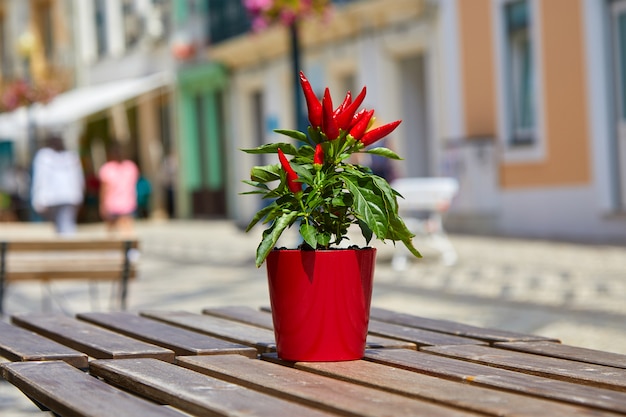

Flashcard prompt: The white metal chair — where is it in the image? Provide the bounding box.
[390,177,459,269]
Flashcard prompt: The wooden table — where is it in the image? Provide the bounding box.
[2,306,626,417]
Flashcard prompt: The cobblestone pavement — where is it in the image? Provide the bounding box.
[1,219,625,416]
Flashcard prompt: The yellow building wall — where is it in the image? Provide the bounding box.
[459,0,591,188]
[28,0,73,85]
[500,0,591,188]
[458,0,496,137]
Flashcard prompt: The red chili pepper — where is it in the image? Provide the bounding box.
[278,148,302,193]
[334,91,352,117]
[360,120,402,147]
[348,109,367,130]
[313,143,324,166]
[335,86,366,131]
[348,109,374,141]
[321,88,339,140]
[299,71,322,128]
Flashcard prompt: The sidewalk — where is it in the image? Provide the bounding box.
[2,219,625,347]
[2,219,626,415]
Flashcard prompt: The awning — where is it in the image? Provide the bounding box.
[0,71,172,137]
[0,111,24,138]
[35,71,172,128]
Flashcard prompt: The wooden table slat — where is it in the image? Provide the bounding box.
[369,307,559,343]
[89,358,336,417]
[363,348,626,413]
[177,354,479,417]
[78,312,258,358]
[1,361,185,417]
[202,306,275,328]
[140,310,276,353]
[3,307,626,417]
[203,305,418,350]
[11,313,175,362]
[0,321,88,369]
[494,341,626,369]
[267,355,621,417]
[423,344,626,392]
[368,319,487,347]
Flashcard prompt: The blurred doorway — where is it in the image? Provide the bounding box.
[610,0,626,210]
[191,92,227,218]
[399,54,431,177]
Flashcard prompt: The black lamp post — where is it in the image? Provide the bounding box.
[289,21,307,133]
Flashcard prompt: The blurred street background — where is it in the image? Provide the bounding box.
[1,0,626,415]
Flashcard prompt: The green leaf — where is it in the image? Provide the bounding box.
[389,216,422,258]
[292,163,314,183]
[242,180,270,190]
[317,232,331,247]
[242,179,264,187]
[364,147,402,160]
[357,219,373,245]
[245,202,278,232]
[274,129,309,144]
[256,211,299,267]
[308,126,322,144]
[305,194,324,210]
[300,223,318,249]
[331,193,352,207]
[372,175,399,214]
[250,165,281,183]
[294,145,315,159]
[402,237,422,258]
[242,143,297,155]
[240,190,267,195]
[343,175,387,238]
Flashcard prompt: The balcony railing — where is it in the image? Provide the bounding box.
[207,0,251,44]
[207,0,363,45]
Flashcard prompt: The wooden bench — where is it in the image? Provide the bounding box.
[0,239,139,314]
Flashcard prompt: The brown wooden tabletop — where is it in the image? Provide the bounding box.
[2,306,626,417]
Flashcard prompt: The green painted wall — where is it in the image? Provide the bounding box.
[176,62,228,215]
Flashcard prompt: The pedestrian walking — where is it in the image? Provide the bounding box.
[98,141,139,236]
[31,134,84,236]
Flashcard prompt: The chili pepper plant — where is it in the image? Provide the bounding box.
[243,71,422,267]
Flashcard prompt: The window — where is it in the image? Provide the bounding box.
[122,0,143,49]
[207,0,250,44]
[149,0,172,41]
[95,0,108,56]
[36,2,54,61]
[615,11,626,121]
[503,0,535,146]
[0,13,12,78]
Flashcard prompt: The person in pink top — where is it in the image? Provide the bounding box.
[98,142,140,236]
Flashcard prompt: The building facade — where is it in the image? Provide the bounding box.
[207,0,626,244]
[0,0,75,162]
[2,0,626,244]
[71,0,176,220]
[450,0,626,243]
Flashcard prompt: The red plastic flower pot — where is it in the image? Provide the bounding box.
[266,248,376,361]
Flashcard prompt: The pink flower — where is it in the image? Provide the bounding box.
[244,0,274,14]
[245,0,330,29]
[251,16,269,31]
[279,9,297,25]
